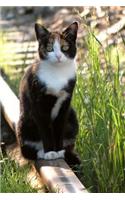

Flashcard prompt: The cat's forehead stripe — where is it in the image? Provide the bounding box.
[49,33,69,48]
[50,32,61,42]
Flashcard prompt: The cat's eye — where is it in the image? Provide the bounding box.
[47,45,53,52]
[62,45,69,51]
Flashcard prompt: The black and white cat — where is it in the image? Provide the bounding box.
[17,22,80,165]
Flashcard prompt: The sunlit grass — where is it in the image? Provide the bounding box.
[73,28,125,192]
[0,152,37,193]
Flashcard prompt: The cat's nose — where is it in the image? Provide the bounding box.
[56,54,62,62]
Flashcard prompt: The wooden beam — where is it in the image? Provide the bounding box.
[0,75,88,193]
[0,76,20,131]
[35,159,87,193]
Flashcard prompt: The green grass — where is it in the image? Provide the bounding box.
[0,154,37,193]
[73,28,125,192]
[1,21,125,193]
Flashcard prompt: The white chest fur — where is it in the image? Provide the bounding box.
[37,60,76,95]
[37,60,76,119]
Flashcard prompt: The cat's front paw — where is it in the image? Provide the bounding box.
[57,150,65,158]
[44,151,59,160]
[37,150,44,159]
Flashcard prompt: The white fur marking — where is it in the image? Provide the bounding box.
[47,39,67,63]
[53,39,61,53]
[51,90,69,120]
[57,150,65,158]
[44,150,65,160]
[37,60,76,95]
[37,149,44,159]
[44,151,59,160]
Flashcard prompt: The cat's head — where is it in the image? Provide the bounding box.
[35,22,78,64]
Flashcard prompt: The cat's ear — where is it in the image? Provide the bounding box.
[63,21,79,41]
[35,23,49,41]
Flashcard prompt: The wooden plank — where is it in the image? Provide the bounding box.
[0,76,20,130]
[0,75,88,193]
[35,159,87,193]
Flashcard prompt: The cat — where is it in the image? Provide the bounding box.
[17,21,81,165]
